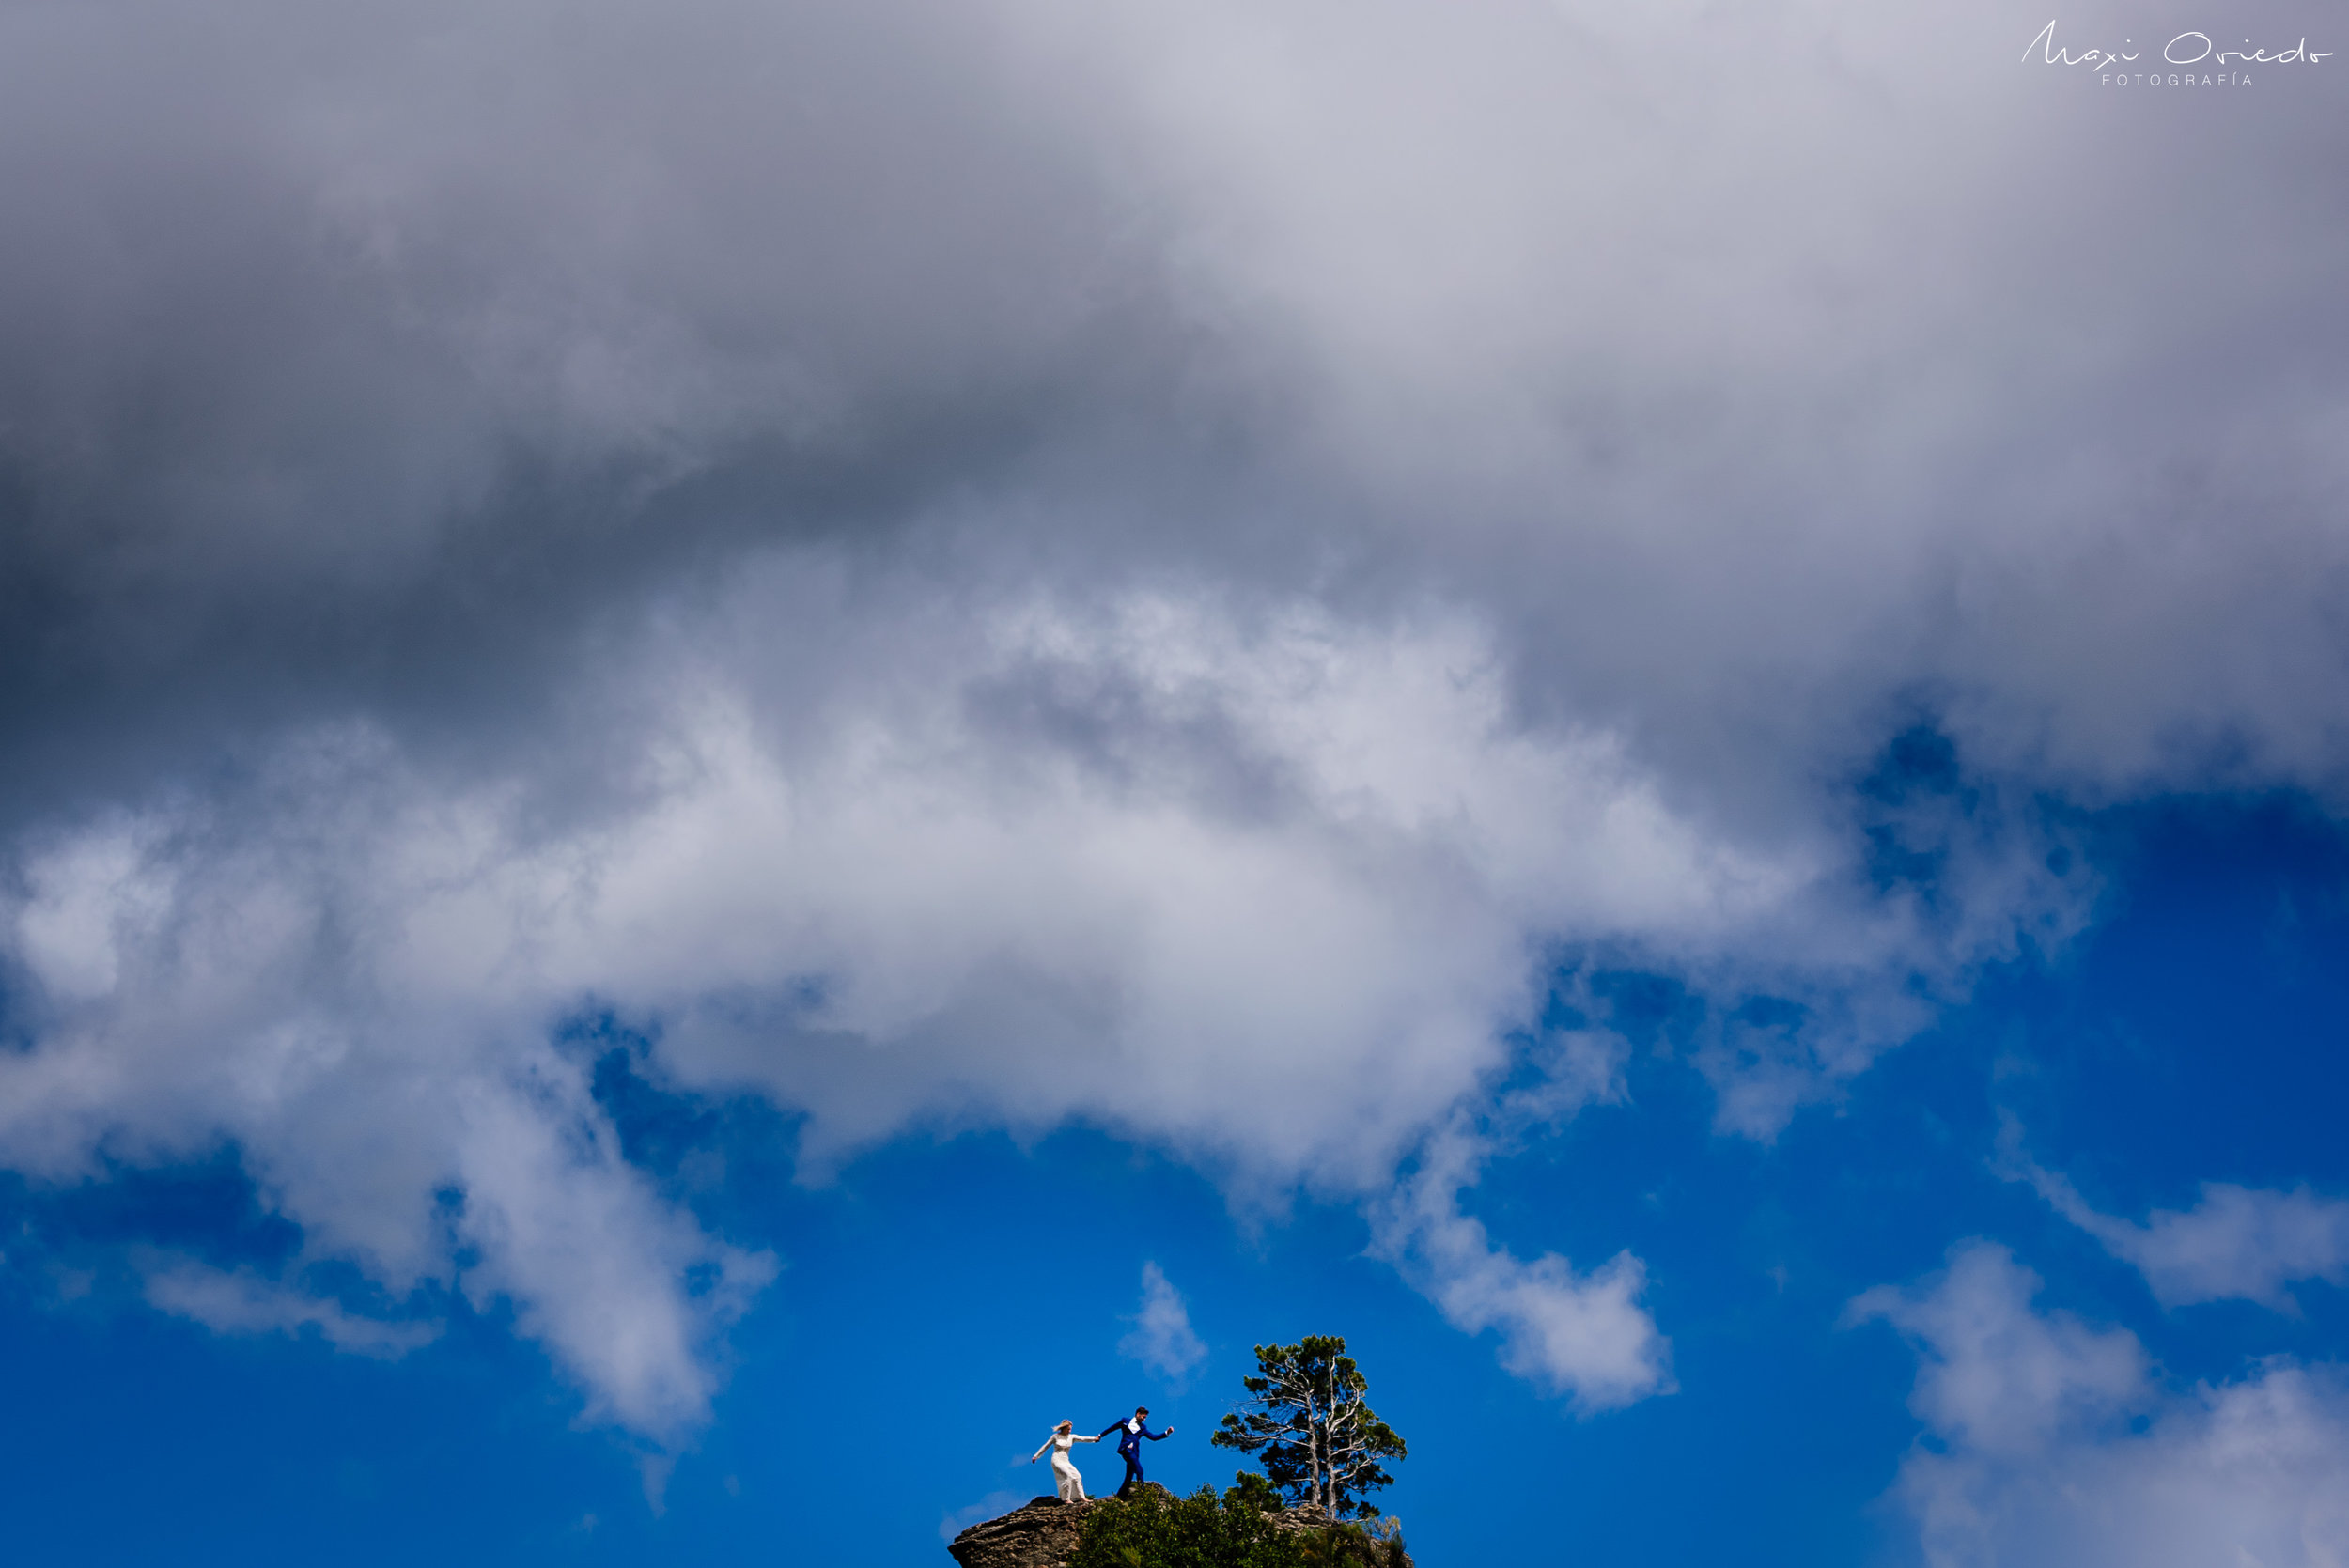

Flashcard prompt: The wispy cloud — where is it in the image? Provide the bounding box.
[1370,1114,1672,1413]
[1997,1118,2349,1309]
[1118,1262,1207,1385]
[139,1255,440,1359]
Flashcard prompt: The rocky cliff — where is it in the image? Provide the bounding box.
[945,1496,1095,1568]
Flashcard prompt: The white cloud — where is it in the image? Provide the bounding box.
[140,1254,439,1358]
[1119,1262,1207,1384]
[12,826,171,1003]
[1999,1122,2349,1309]
[445,1054,779,1437]
[1845,1242,2148,1456]
[0,597,1769,1435]
[0,594,1838,1432]
[1371,1114,1672,1413]
[1851,1241,2349,1568]
[0,824,777,1445]
[639,593,1846,1179]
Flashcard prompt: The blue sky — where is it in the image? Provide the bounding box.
[1,2,2347,1563]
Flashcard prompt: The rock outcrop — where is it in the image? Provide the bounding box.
[946,1496,1096,1568]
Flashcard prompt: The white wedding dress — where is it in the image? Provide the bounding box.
[1031,1429,1099,1502]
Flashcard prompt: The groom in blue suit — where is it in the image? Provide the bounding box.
[1098,1406,1172,1498]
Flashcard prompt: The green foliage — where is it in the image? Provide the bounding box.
[1068,1474,1411,1568]
[1293,1520,1410,1568]
[1224,1470,1284,1515]
[1069,1485,1303,1568]
[1210,1335,1408,1518]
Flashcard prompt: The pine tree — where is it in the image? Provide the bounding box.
[1210,1335,1407,1518]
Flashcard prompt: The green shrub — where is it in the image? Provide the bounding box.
[1292,1520,1410,1568]
[1070,1480,1409,1568]
[1070,1483,1301,1568]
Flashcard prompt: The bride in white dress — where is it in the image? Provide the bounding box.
[1030,1420,1100,1502]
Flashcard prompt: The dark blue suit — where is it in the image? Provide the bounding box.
[1098,1416,1170,1498]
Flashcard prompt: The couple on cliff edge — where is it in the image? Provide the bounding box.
[1030,1407,1173,1503]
